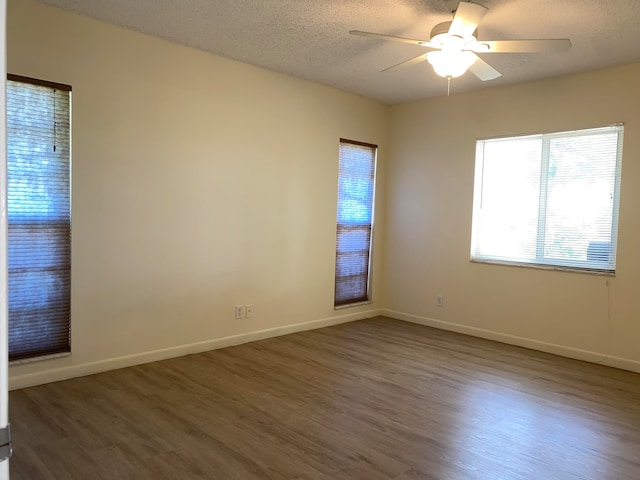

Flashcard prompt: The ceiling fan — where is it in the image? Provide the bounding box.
[350,1,572,84]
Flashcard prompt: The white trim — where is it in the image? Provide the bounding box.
[10,309,381,390]
[9,351,71,366]
[334,300,373,310]
[470,258,615,276]
[12,307,640,390]
[382,309,640,374]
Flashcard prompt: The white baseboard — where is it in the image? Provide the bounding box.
[382,309,640,374]
[12,308,639,390]
[9,309,381,390]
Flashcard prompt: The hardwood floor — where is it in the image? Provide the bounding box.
[8,317,640,479]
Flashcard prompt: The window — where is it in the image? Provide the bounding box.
[7,75,72,362]
[471,125,623,274]
[334,139,377,307]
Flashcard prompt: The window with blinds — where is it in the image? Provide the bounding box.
[471,125,623,274]
[335,139,377,307]
[7,75,72,362]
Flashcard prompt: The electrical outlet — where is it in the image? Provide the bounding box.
[235,305,245,319]
[436,294,444,307]
[246,304,253,318]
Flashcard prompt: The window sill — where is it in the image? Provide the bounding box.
[334,300,373,310]
[9,351,71,366]
[470,258,615,277]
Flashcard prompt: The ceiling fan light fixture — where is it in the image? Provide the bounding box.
[426,50,477,78]
[350,0,571,84]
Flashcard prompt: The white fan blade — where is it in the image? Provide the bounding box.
[449,2,488,38]
[382,53,429,72]
[468,54,501,81]
[473,39,572,53]
[349,30,438,48]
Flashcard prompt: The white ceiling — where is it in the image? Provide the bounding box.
[37,0,640,104]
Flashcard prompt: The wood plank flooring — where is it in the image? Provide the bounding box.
[8,317,640,479]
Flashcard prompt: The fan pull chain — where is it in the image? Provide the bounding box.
[447,76,451,96]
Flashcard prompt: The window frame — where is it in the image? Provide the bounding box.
[334,138,378,308]
[470,125,624,275]
[7,74,72,363]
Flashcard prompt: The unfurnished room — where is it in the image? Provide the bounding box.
[1,0,639,478]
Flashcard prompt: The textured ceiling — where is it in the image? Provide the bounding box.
[37,0,640,104]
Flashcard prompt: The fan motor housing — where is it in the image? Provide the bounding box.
[430,21,478,42]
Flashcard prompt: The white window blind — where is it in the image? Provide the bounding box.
[7,75,72,361]
[335,139,377,306]
[471,125,623,274]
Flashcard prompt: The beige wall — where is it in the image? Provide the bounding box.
[8,0,389,388]
[384,63,640,371]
